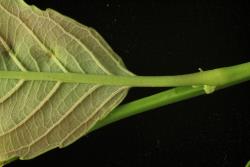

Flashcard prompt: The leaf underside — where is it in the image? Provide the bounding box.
[0,0,132,162]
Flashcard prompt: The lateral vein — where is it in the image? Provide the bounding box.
[0,4,68,73]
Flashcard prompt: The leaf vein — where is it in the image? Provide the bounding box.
[0,34,26,71]
[0,82,61,137]
[0,80,25,104]
[0,4,68,73]
[47,12,112,74]
[3,85,100,155]
[60,87,126,147]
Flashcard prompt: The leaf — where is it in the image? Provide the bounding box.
[0,0,133,162]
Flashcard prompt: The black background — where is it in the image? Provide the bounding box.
[11,0,250,167]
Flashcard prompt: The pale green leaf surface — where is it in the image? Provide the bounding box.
[0,0,132,162]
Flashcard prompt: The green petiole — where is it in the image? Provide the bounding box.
[0,62,249,88]
[92,62,250,131]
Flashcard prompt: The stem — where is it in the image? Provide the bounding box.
[92,64,250,131]
[91,86,204,132]
[0,62,249,87]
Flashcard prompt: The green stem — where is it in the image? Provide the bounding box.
[91,86,204,132]
[0,62,249,87]
[92,62,250,131]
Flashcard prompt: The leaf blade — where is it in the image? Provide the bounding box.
[0,0,132,162]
